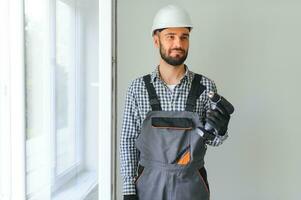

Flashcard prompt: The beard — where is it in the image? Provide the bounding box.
[159,41,188,67]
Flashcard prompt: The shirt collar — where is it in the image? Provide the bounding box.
[150,65,193,84]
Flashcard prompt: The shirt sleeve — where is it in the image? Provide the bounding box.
[120,82,140,195]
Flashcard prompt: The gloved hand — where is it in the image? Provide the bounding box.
[206,109,230,136]
[198,92,234,146]
[202,109,231,146]
[123,194,138,200]
[205,131,229,146]
[198,126,229,147]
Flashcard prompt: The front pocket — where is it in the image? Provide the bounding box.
[151,117,193,130]
[172,145,191,165]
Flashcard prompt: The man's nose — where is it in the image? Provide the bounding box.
[173,37,183,48]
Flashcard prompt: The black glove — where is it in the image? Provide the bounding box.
[123,194,138,200]
[198,109,229,146]
[206,109,230,136]
[205,92,234,136]
[199,93,234,146]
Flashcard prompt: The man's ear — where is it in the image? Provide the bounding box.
[153,34,160,48]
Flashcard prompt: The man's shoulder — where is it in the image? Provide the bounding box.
[129,75,145,86]
[201,74,215,85]
[190,71,217,92]
[190,71,215,84]
[126,75,147,94]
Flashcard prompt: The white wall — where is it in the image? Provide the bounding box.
[117,0,301,199]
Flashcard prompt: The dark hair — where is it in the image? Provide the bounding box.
[153,27,191,35]
[154,28,166,35]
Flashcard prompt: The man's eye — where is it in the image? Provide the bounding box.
[167,35,174,40]
[181,36,189,40]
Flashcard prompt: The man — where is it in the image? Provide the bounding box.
[120,5,234,200]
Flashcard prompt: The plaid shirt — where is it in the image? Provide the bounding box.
[120,66,217,195]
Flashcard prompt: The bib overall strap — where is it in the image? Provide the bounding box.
[143,74,162,111]
[185,73,206,112]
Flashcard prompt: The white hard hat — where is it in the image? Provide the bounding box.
[151,5,193,36]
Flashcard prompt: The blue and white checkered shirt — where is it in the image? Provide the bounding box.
[120,66,217,195]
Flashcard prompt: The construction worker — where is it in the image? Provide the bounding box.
[120,5,234,200]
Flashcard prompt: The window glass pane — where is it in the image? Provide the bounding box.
[25,0,50,140]
[55,0,77,175]
[24,0,52,198]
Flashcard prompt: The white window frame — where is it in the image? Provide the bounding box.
[0,1,11,200]
[1,0,115,199]
[99,0,115,199]
[0,0,26,200]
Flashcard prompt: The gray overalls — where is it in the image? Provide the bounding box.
[135,74,210,200]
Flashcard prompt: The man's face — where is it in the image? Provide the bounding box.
[154,27,190,67]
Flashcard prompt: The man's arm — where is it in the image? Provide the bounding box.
[120,83,140,196]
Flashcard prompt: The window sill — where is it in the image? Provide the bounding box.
[52,170,97,200]
[0,194,10,200]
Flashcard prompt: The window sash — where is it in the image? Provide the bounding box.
[24,0,83,196]
[50,0,83,189]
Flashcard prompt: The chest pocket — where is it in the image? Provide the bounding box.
[151,117,194,130]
